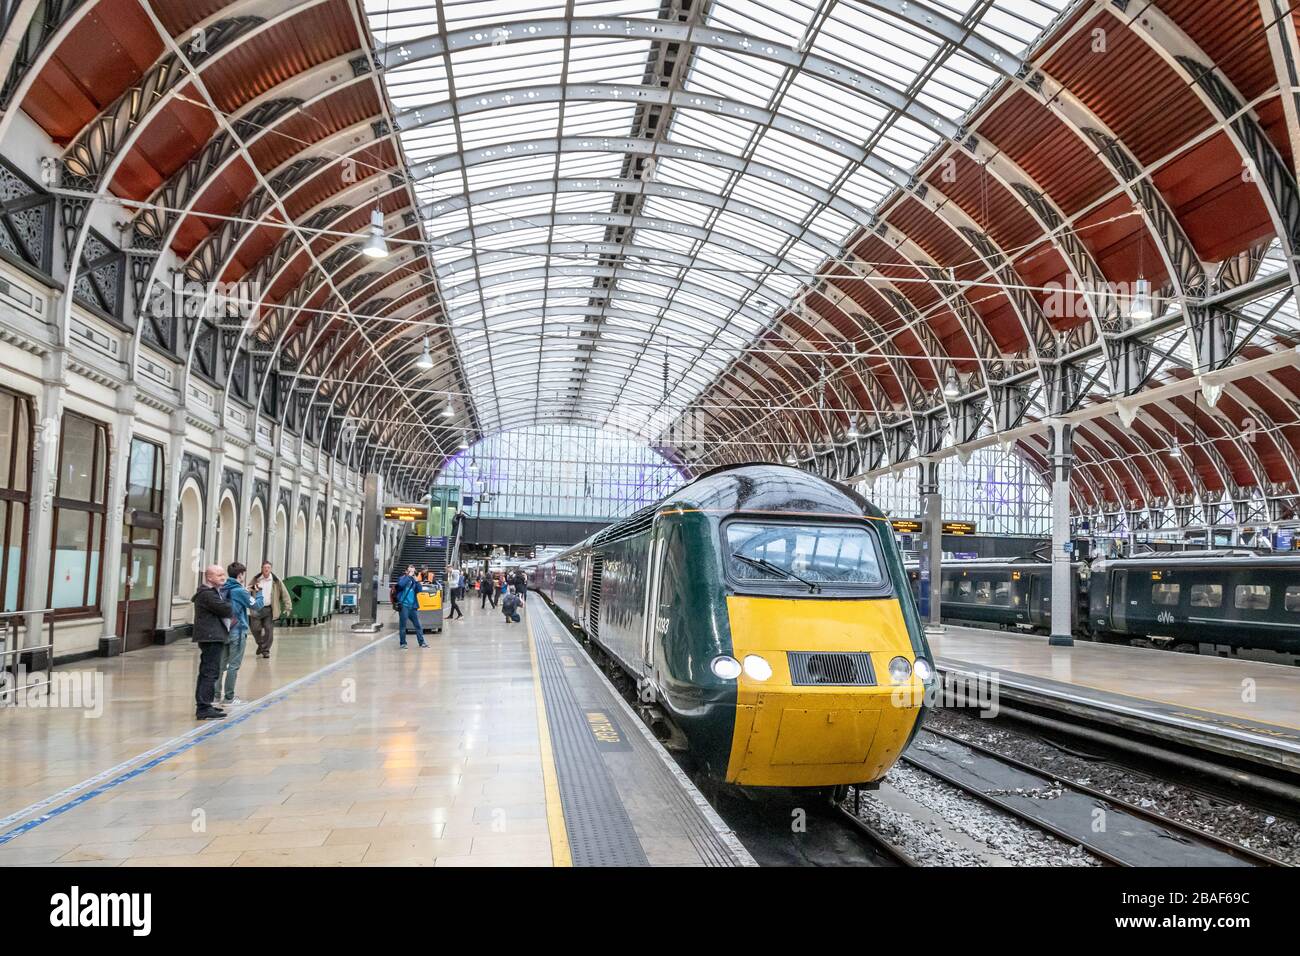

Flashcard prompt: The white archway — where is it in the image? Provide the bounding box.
[176,481,203,599]
[292,510,308,577]
[308,513,323,575]
[325,519,337,581]
[274,505,289,573]
[216,492,238,569]
[338,522,350,581]
[248,499,265,566]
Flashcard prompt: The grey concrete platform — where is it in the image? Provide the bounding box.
[527,598,754,866]
[931,625,1300,774]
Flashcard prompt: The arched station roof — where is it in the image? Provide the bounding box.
[4,0,1300,525]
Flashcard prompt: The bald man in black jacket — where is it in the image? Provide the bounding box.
[193,565,233,720]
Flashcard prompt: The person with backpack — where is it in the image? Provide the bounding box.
[501,586,521,624]
[395,564,428,648]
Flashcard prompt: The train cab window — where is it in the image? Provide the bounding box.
[1188,583,1222,608]
[1235,585,1271,611]
[724,521,887,592]
[1151,583,1180,606]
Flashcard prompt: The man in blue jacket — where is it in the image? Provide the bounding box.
[395,564,428,649]
[219,562,261,706]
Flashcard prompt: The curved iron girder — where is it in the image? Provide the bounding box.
[1221,382,1300,493]
[1071,420,1153,509]
[127,57,385,365]
[56,3,338,340]
[420,151,874,230]
[1091,415,1178,507]
[383,17,964,140]
[1107,3,1300,294]
[209,178,410,400]
[0,0,92,130]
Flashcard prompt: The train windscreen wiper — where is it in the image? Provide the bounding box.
[731,553,821,593]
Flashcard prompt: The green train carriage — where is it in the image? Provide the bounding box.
[532,464,934,790]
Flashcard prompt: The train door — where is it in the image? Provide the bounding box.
[1111,570,1129,632]
[641,526,667,675]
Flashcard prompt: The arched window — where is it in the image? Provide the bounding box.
[50,412,109,614]
[0,387,32,613]
[440,424,683,520]
[248,499,265,565]
[173,482,203,598]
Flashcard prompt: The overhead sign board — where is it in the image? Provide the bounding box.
[383,505,428,522]
[942,521,977,536]
[890,519,923,534]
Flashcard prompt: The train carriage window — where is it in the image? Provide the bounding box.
[1235,585,1271,611]
[724,521,887,591]
[1152,582,1180,606]
[1188,583,1222,608]
[956,579,973,601]
[994,580,1011,605]
[941,577,953,599]
[1286,586,1300,612]
[973,580,993,605]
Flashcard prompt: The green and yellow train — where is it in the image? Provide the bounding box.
[530,464,934,791]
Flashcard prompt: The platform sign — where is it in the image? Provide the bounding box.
[890,518,923,534]
[1277,529,1295,551]
[462,494,473,506]
[384,505,427,522]
[348,566,361,584]
[941,520,977,535]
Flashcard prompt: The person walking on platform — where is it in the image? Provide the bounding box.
[219,562,259,707]
[446,567,464,620]
[480,573,492,609]
[513,569,528,604]
[192,565,233,720]
[395,564,428,648]
[495,575,506,608]
[501,586,521,624]
[249,561,290,659]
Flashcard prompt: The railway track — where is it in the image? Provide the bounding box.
[902,727,1287,867]
[832,798,919,867]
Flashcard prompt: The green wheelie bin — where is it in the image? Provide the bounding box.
[285,575,317,626]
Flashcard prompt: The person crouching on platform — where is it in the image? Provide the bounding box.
[501,586,521,624]
[219,562,260,707]
[249,561,290,659]
[395,564,428,649]
[193,565,233,720]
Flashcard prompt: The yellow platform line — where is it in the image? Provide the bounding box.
[526,609,572,867]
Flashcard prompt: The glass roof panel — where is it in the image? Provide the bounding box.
[365,0,1072,439]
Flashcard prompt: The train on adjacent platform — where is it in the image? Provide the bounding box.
[907,551,1300,658]
[530,463,935,792]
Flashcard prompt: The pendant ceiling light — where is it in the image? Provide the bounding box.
[416,336,433,369]
[1130,277,1153,321]
[846,418,860,439]
[943,370,961,400]
[362,208,388,259]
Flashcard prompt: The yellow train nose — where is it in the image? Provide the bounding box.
[722,596,925,788]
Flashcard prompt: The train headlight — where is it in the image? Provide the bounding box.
[710,655,742,680]
[742,655,772,681]
[913,658,934,682]
[888,656,913,683]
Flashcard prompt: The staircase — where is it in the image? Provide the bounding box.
[390,533,448,585]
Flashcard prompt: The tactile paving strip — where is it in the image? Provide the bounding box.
[531,610,650,866]
[531,602,753,867]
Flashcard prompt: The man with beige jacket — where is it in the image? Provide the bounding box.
[249,560,292,659]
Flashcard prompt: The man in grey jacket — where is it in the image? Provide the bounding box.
[192,565,233,720]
